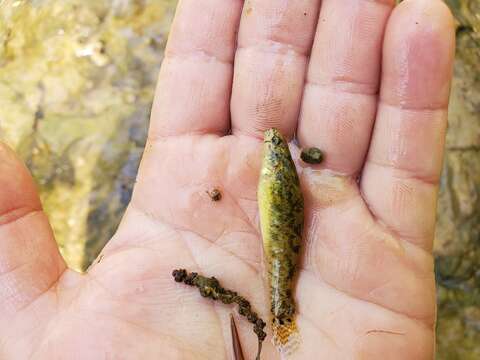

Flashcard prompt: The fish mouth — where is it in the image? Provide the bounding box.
[264,128,284,145]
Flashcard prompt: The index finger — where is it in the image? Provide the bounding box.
[149,0,243,138]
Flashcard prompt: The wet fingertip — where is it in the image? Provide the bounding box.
[381,0,455,109]
[394,0,455,32]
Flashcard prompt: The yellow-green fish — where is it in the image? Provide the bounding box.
[258,128,303,354]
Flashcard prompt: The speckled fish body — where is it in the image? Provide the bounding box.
[258,128,303,353]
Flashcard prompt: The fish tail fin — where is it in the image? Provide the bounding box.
[272,319,301,358]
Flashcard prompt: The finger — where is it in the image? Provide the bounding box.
[360,0,455,250]
[231,0,322,139]
[0,143,65,316]
[297,0,395,174]
[149,0,243,138]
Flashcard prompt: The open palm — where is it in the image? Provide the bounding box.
[0,0,455,359]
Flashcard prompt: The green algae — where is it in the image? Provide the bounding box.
[0,0,176,271]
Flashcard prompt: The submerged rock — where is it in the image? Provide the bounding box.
[0,0,176,271]
[435,1,480,359]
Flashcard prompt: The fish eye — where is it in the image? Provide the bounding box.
[271,135,282,145]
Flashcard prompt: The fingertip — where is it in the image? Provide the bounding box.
[397,0,455,27]
[390,0,455,66]
[382,0,455,109]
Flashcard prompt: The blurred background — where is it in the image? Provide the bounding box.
[0,0,478,358]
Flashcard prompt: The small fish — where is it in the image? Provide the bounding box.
[258,128,303,355]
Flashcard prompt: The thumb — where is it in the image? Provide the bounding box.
[0,142,65,316]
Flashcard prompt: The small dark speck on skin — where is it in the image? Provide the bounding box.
[206,188,222,201]
[304,12,307,16]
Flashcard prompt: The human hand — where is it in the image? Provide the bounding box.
[0,0,455,359]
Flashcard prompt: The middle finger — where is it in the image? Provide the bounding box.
[231,0,322,139]
[297,0,395,175]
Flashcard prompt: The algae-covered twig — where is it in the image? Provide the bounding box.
[172,269,266,360]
